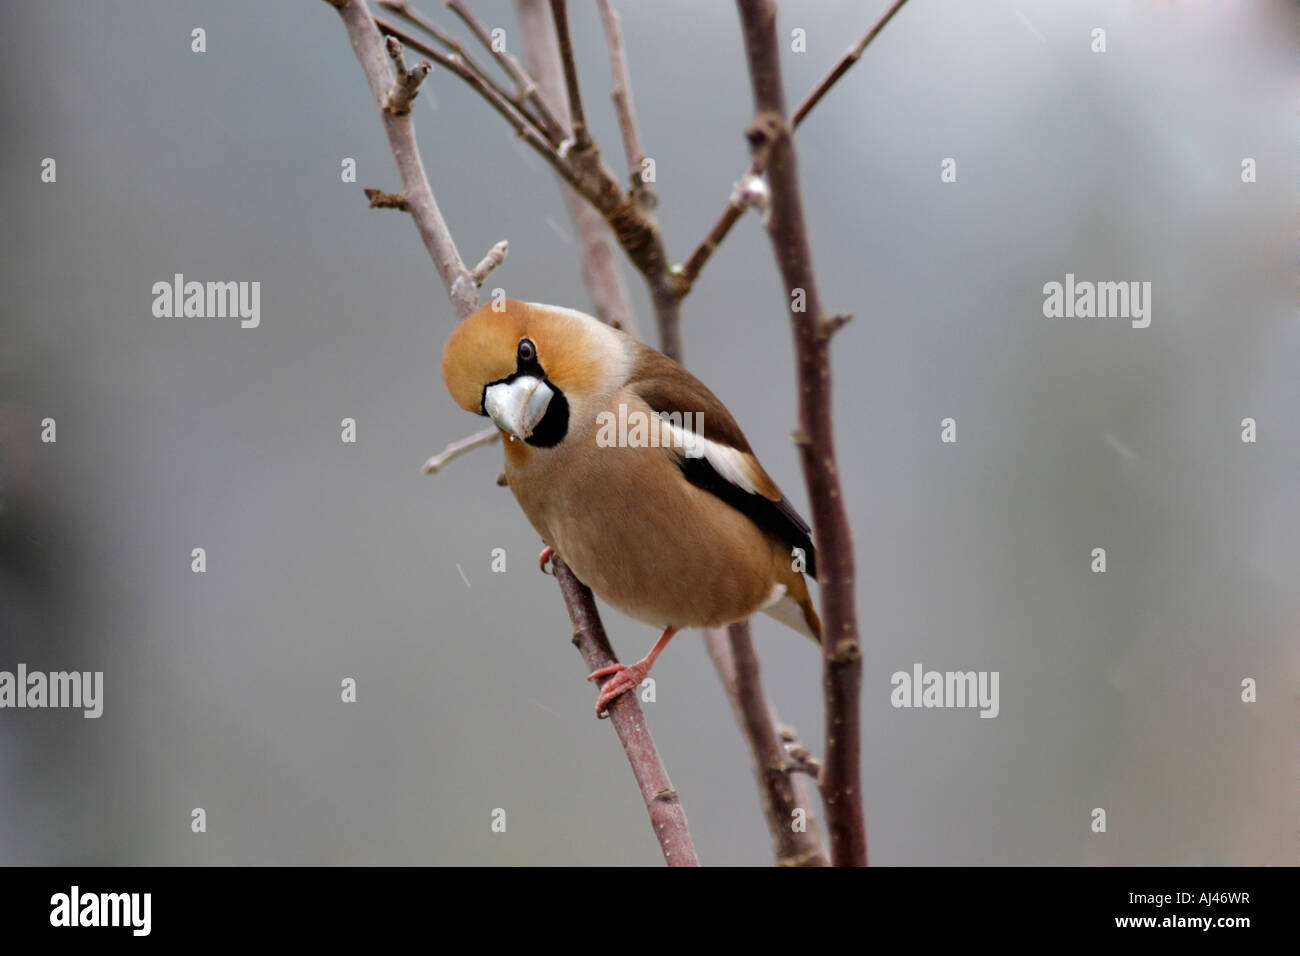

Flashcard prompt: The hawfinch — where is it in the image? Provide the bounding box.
[442,300,820,716]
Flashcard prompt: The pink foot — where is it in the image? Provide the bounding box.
[585,628,677,720]
[588,660,651,718]
[538,546,555,574]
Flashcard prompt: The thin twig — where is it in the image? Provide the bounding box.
[677,0,911,292]
[379,1,555,144]
[819,311,853,339]
[422,425,500,474]
[545,0,683,354]
[596,0,655,207]
[374,7,671,318]
[364,187,411,210]
[328,0,475,315]
[778,722,824,778]
[553,556,700,866]
[728,623,829,866]
[792,0,910,128]
[377,5,676,335]
[374,16,572,186]
[514,0,638,335]
[470,239,509,285]
[736,0,866,867]
[548,0,593,152]
[783,745,823,778]
[443,0,568,143]
[383,36,432,115]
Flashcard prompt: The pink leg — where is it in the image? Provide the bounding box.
[589,627,679,718]
[538,546,555,574]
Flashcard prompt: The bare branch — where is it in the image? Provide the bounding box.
[782,743,823,778]
[736,0,866,867]
[373,16,573,187]
[574,208,639,335]
[470,239,509,285]
[443,0,568,143]
[383,36,432,115]
[778,723,824,777]
[819,311,853,339]
[548,0,593,152]
[380,1,557,143]
[792,0,911,128]
[376,4,676,343]
[681,186,777,298]
[364,187,410,210]
[596,0,654,207]
[530,0,683,351]
[674,173,769,285]
[422,425,500,474]
[677,0,911,292]
[374,1,672,349]
[553,556,700,866]
[326,0,475,315]
[704,623,830,866]
[515,0,637,335]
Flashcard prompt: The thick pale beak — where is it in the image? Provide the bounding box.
[483,376,554,441]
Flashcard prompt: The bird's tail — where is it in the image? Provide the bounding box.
[760,571,822,645]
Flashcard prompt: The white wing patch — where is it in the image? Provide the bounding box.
[659,421,761,495]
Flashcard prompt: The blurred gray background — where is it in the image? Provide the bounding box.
[0,0,1295,865]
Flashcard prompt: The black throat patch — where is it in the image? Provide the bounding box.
[479,350,570,448]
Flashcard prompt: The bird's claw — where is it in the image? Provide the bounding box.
[588,661,649,718]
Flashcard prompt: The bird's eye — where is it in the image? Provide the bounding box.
[517,338,536,363]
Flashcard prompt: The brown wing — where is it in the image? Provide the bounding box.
[629,346,818,579]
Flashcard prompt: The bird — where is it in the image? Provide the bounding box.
[441,299,820,716]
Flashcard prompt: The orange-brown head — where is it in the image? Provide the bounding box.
[441,299,631,445]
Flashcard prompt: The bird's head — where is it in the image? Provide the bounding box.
[441,299,630,447]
